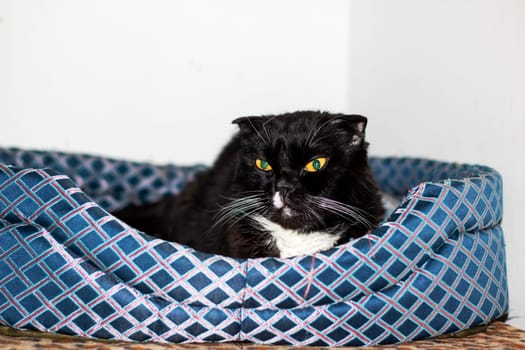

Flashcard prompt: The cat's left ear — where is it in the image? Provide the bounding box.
[331,114,367,146]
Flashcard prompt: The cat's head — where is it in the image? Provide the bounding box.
[231,111,382,234]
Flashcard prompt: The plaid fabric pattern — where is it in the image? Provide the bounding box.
[0,148,508,346]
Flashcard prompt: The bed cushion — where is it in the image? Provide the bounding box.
[0,148,508,346]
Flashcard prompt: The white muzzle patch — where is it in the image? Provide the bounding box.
[273,191,284,209]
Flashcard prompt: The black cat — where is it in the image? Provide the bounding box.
[113,111,385,258]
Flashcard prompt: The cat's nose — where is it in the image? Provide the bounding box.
[274,181,296,208]
[275,179,294,196]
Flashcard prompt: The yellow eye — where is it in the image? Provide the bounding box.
[256,159,273,172]
[305,157,328,172]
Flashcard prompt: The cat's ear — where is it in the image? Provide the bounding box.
[331,114,367,146]
[331,114,367,132]
[232,116,264,133]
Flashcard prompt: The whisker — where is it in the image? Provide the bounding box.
[211,193,268,231]
[328,204,373,229]
[308,133,339,148]
[306,195,374,229]
[262,115,279,127]
[247,119,269,145]
[214,199,263,223]
[215,205,265,232]
[305,117,332,147]
[219,192,264,202]
[305,204,326,227]
[262,123,271,144]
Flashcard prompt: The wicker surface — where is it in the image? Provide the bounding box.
[0,321,524,349]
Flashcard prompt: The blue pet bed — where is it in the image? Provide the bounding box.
[0,148,508,346]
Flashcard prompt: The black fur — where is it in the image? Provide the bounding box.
[112,111,384,258]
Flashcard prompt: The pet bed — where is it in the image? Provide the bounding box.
[0,147,508,347]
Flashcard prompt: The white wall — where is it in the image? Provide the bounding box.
[0,0,351,164]
[2,0,525,329]
[350,0,525,330]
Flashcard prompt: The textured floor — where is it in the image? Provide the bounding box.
[0,321,524,349]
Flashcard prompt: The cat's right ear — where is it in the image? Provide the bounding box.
[232,116,263,132]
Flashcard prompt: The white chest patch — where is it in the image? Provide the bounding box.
[254,216,342,258]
